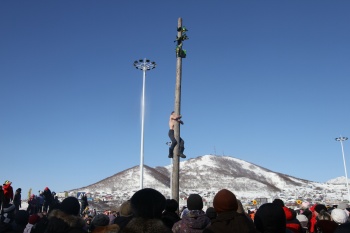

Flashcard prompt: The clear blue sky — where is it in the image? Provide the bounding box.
[1,1,350,196]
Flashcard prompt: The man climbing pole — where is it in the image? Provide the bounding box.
[168,111,186,158]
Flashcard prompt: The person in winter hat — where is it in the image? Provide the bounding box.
[13,188,21,213]
[172,193,210,233]
[254,203,289,233]
[2,180,13,206]
[309,203,327,233]
[121,188,171,233]
[42,187,54,213]
[161,199,181,229]
[45,196,86,233]
[203,189,256,233]
[90,214,119,233]
[114,200,133,231]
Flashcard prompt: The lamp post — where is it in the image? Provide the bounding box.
[335,136,350,202]
[133,58,156,189]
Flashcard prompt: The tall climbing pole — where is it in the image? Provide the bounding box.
[172,17,189,205]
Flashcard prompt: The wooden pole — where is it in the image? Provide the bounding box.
[172,17,183,206]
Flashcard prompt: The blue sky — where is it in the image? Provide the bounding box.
[1,1,350,196]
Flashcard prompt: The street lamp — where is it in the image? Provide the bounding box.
[335,136,350,202]
[133,58,156,189]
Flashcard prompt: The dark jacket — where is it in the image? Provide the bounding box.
[121,217,172,233]
[45,209,87,233]
[172,210,210,233]
[13,190,21,207]
[316,220,339,233]
[203,211,257,233]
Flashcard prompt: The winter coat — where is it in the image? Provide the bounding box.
[316,220,339,233]
[172,210,211,233]
[121,217,172,233]
[334,222,350,233]
[81,196,89,210]
[284,207,303,233]
[91,224,120,233]
[45,209,87,233]
[3,183,14,203]
[13,192,21,207]
[43,189,53,205]
[203,211,257,233]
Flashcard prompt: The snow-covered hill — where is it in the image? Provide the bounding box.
[69,155,350,207]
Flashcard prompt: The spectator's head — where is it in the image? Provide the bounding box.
[254,203,286,233]
[205,207,217,220]
[119,200,132,217]
[213,189,238,213]
[91,214,110,227]
[130,188,165,219]
[165,199,179,213]
[60,197,80,216]
[272,198,285,207]
[187,194,203,211]
[331,209,348,225]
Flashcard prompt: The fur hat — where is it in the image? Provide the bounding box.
[119,200,132,217]
[92,214,110,227]
[213,189,238,213]
[60,196,80,216]
[187,194,203,210]
[130,188,166,219]
[331,209,348,224]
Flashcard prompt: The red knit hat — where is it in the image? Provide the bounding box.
[213,189,238,213]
